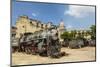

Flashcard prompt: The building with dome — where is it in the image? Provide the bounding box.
[57,20,66,41]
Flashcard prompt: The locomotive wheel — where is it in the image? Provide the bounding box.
[25,47,31,54]
[31,49,36,55]
[12,48,15,53]
[78,45,82,48]
[50,54,60,58]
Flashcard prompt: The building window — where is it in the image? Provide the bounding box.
[22,26,25,28]
[30,21,32,24]
[41,24,43,28]
[36,23,39,27]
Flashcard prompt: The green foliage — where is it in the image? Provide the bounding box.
[61,31,69,39]
[90,25,96,39]
[61,30,77,40]
[61,25,96,40]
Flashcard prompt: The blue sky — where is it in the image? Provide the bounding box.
[12,0,95,30]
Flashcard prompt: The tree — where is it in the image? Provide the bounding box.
[90,25,96,39]
[61,31,76,40]
[61,31,69,39]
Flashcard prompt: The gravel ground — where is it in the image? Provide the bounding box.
[12,47,96,66]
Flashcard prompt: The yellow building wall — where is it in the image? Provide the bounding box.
[15,16,44,38]
[15,16,65,39]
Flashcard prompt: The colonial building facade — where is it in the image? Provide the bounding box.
[15,15,65,39]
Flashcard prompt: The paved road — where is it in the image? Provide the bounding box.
[12,47,96,66]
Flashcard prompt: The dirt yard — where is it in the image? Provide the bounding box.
[12,47,96,66]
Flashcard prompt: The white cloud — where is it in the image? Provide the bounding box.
[66,24,72,29]
[65,5,95,18]
[32,13,37,17]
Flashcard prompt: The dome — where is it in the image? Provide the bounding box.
[60,21,64,27]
